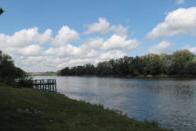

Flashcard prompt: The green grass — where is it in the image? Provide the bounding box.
[0,83,170,131]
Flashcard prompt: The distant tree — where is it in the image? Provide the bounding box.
[170,50,194,75]
[159,54,172,75]
[84,64,96,75]
[132,56,145,75]
[142,54,161,75]
[96,62,112,76]
[185,57,196,75]
[58,67,70,76]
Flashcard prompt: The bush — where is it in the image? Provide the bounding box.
[15,76,33,88]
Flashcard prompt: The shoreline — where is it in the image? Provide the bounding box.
[0,83,170,131]
[52,74,196,80]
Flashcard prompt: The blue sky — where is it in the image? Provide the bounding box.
[0,0,196,71]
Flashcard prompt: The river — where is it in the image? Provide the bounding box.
[34,76,196,131]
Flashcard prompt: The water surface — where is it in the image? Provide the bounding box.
[34,76,196,131]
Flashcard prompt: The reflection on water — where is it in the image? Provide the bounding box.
[34,76,196,131]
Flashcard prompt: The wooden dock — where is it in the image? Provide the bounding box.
[33,79,57,92]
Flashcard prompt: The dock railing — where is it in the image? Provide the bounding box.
[33,79,57,92]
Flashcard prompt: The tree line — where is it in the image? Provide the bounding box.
[58,50,196,77]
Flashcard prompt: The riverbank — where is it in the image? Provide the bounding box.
[57,74,196,80]
[0,83,170,131]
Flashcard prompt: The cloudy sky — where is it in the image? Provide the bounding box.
[0,0,196,72]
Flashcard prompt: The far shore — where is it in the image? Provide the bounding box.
[32,73,196,79]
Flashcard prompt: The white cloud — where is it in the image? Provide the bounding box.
[183,45,196,54]
[149,41,172,54]
[82,38,103,49]
[45,32,139,58]
[85,17,129,36]
[147,7,196,39]
[45,44,81,57]
[53,26,79,45]
[111,24,128,36]
[102,35,139,50]
[98,50,126,61]
[189,47,196,54]
[0,27,52,48]
[17,44,42,56]
[175,0,185,4]
[85,17,110,34]
[0,27,51,58]
[0,23,139,72]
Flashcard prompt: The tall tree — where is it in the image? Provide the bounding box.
[0,50,26,84]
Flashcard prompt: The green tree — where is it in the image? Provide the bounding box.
[170,50,194,75]
[143,54,162,76]
[185,57,196,75]
[0,50,26,84]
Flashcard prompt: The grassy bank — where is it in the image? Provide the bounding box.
[0,83,170,131]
